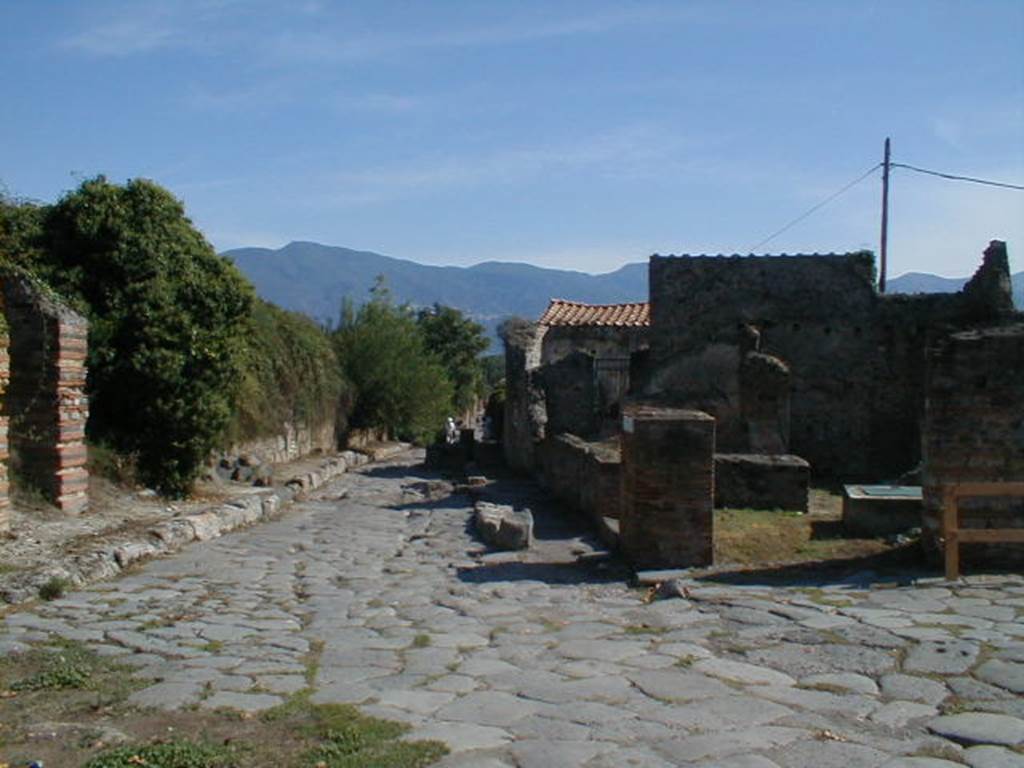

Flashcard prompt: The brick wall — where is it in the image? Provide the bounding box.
[620,405,715,568]
[921,323,1024,561]
[2,275,89,514]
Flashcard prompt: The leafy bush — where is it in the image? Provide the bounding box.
[416,304,489,413]
[333,280,453,444]
[37,177,253,496]
[229,299,344,443]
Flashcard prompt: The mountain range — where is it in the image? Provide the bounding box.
[224,241,1022,346]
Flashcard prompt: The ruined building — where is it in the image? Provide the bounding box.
[504,241,1021,569]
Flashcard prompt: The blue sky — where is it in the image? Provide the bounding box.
[2,1,1023,278]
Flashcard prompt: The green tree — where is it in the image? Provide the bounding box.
[0,191,49,274]
[416,304,489,413]
[334,279,453,443]
[40,177,253,495]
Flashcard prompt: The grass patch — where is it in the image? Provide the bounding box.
[38,576,71,601]
[411,634,432,649]
[674,655,699,668]
[714,491,898,567]
[83,739,238,767]
[1,634,448,768]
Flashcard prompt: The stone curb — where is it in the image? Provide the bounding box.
[0,449,378,605]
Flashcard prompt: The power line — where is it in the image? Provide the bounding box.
[891,162,1024,191]
[748,162,882,252]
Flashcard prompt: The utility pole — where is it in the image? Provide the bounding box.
[879,137,891,293]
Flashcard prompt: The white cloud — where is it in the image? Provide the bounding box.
[321,124,698,204]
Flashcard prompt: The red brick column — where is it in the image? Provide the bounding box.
[55,318,89,513]
[620,405,715,568]
[922,324,1024,561]
[3,277,89,514]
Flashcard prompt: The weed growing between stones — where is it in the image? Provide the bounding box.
[37,575,70,601]
[83,739,238,768]
[412,633,432,648]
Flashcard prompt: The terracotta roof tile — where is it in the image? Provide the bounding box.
[539,299,650,327]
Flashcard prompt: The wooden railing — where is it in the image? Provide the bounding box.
[943,482,1024,580]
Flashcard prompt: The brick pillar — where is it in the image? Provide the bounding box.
[55,318,89,513]
[4,276,89,514]
[922,324,1024,560]
[620,405,715,569]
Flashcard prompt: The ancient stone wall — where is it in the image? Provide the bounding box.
[2,275,89,514]
[645,243,1017,479]
[620,405,715,568]
[647,252,877,474]
[538,352,599,438]
[221,419,336,467]
[921,323,1024,562]
[540,433,621,527]
[541,325,648,366]
[502,321,547,473]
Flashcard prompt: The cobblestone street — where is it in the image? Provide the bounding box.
[2,451,1022,768]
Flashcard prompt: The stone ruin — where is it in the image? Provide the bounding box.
[504,241,1021,570]
[0,272,90,532]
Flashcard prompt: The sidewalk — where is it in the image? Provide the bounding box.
[0,442,409,605]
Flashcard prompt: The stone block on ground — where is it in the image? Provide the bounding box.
[474,502,533,550]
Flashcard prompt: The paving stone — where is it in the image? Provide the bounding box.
[964,744,1024,767]
[871,701,940,729]
[882,758,966,767]
[651,726,805,763]
[509,739,613,767]
[200,690,283,712]
[695,757,783,768]
[802,672,881,695]
[375,689,455,715]
[745,643,898,677]
[254,674,307,695]
[435,691,545,726]
[127,681,203,710]
[904,641,980,675]
[627,668,736,702]
[976,660,1024,694]
[586,746,679,768]
[693,657,797,686]
[928,713,1024,746]
[880,674,950,705]
[769,739,891,768]
[399,724,512,753]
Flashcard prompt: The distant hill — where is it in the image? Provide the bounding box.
[223,242,1022,349]
[224,241,649,346]
[888,271,1022,308]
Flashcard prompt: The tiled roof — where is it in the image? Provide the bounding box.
[539,299,650,327]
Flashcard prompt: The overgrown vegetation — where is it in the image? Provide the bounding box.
[230,299,345,443]
[1,182,494,496]
[333,279,455,445]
